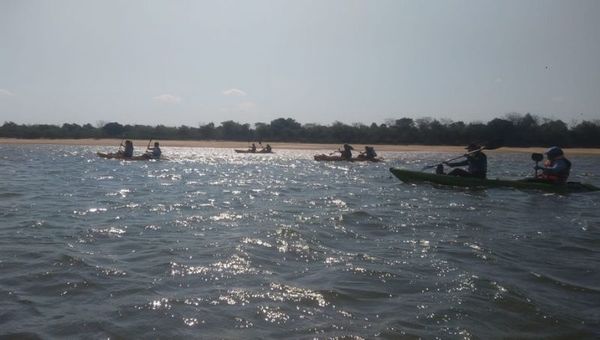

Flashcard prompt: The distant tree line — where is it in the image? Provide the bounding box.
[1,113,599,147]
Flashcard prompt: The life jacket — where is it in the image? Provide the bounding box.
[540,158,571,184]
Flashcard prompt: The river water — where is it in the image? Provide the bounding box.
[1,145,599,339]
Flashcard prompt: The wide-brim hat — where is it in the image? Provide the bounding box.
[465,143,480,151]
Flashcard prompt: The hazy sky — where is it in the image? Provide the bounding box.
[1,0,599,126]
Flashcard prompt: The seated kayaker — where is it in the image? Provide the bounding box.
[338,144,354,161]
[116,140,134,158]
[443,144,487,178]
[358,146,377,160]
[144,142,162,159]
[533,146,571,184]
[250,143,257,153]
[263,144,272,153]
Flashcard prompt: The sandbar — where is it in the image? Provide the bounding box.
[1,138,599,155]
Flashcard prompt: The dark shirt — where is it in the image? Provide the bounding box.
[340,149,352,160]
[123,144,134,158]
[448,152,487,178]
[365,147,377,159]
[148,146,161,158]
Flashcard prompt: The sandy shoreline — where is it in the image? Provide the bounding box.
[1,138,599,155]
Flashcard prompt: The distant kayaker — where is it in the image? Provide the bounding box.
[534,146,571,184]
[339,144,354,161]
[250,143,257,153]
[358,146,377,161]
[264,144,272,153]
[443,144,487,178]
[117,140,134,158]
[145,141,162,159]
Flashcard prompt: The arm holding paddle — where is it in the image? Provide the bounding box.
[421,141,500,179]
[144,139,162,159]
[421,141,501,171]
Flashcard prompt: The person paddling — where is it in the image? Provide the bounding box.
[358,146,377,161]
[442,143,487,178]
[117,140,134,158]
[534,146,571,184]
[338,144,354,161]
[144,141,162,159]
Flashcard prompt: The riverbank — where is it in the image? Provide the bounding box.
[1,138,599,155]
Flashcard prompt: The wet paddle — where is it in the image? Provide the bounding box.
[421,140,502,171]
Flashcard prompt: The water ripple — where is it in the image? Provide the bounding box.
[0,145,599,338]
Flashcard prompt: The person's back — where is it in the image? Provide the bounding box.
[123,141,134,158]
[340,144,353,160]
[365,146,377,160]
[466,152,487,178]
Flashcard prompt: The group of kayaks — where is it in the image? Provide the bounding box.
[96,141,599,194]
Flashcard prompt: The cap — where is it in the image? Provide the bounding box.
[545,146,563,159]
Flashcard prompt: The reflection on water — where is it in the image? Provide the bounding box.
[0,145,599,338]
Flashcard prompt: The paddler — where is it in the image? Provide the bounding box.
[443,143,487,178]
[117,140,134,158]
[339,144,354,161]
[358,146,377,161]
[534,146,571,184]
[250,143,257,153]
[144,141,162,159]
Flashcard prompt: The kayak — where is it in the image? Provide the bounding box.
[314,154,384,162]
[389,167,600,193]
[234,149,273,154]
[96,152,165,161]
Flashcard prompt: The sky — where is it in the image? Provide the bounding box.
[1,0,599,126]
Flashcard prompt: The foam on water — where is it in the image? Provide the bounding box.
[1,144,599,338]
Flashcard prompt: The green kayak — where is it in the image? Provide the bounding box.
[389,168,600,193]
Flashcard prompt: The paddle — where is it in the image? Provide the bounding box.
[328,149,341,156]
[146,137,153,150]
[117,137,125,153]
[531,153,543,178]
[421,140,502,171]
